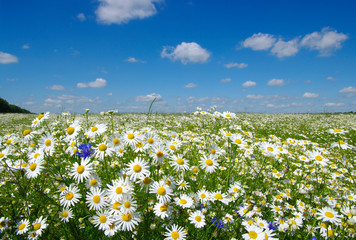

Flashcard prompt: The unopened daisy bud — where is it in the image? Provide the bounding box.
[351,208,356,215]
[85,109,90,113]
[347,218,355,225]
[150,223,156,230]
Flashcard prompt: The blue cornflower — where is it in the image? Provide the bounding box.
[267,220,277,231]
[211,217,224,229]
[77,143,94,158]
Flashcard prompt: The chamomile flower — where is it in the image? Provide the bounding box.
[122,130,140,147]
[242,225,264,240]
[60,185,82,208]
[175,194,194,209]
[125,157,150,182]
[59,208,74,223]
[86,188,108,211]
[39,133,56,155]
[211,191,231,205]
[116,212,141,231]
[65,121,81,139]
[16,219,30,235]
[317,207,342,224]
[92,209,114,231]
[223,213,234,225]
[107,134,122,150]
[153,202,172,219]
[328,128,348,134]
[150,180,173,203]
[138,174,153,191]
[85,174,102,189]
[309,150,329,166]
[94,142,114,160]
[119,195,137,214]
[197,189,210,203]
[164,224,187,240]
[199,154,219,173]
[106,177,133,201]
[189,211,206,228]
[150,144,169,163]
[176,179,189,191]
[30,216,48,237]
[71,157,94,183]
[86,123,107,138]
[170,154,190,171]
[25,158,44,179]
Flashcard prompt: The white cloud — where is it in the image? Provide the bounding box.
[46,84,65,91]
[324,102,344,107]
[302,92,319,98]
[339,86,356,93]
[7,78,18,82]
[0,52,18,64]
[77,13,86,21]
[161,42,210,64]
[224,62,248,69]
[242,33,276,50]
[22,44,30,49]
[266,103,290,109]
[301,27,348,56]
[96,0,162,25]
[246,94,264,99]
[23,101,35,105]
[267,79,285,86]
[271,38,299,58]
[183,83,197,88]
[126,57,145,63]
[242,81,256,88]
[44,98,62,104]
[220,78,232,83]
[107,92,113,96]
[135,93,162,102]
[77,78,107,88]
[327,76,336,81]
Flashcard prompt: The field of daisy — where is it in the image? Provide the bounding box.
[0,109,355,239]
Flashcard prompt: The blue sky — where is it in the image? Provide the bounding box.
[1,0,356,113]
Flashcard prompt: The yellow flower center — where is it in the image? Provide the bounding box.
[33,223,41,231]
[179,199,187,205]
[113,202,121,209]
[0,153,4,158]
[133,165,141,172]
[205,159,213,166]
[172,232,179,239]
[38,114,44,120]
[116,187,123,194]
[23,129,31,136]
[157,187,166,195]
[334,129,342,133]
[200,193,206,199]
[215,193,223,199]
[211,149,216,154]
[127,134,134,139]
[160,205,167,211]
[99,144,107,151]
[122,213,131,221]
[91,126,98,132]
[156,151,163,158]
[18,223,26,230]
[136,142,143,148]
[100,216,107,223]
[45,139,51,147]
[66,192,73,200]
[247,220,254,225]
[113,138,120,145]
[22,162,28,168]
[170,145,175,150]
[176,158,184,165]
[34,153,40,159]
[124,201,131,208]
[193,167,198,173]
[166,180,171,186]
[93,195,101,203]
[226,114,231,117]
[195,216,202,222]
[235,139,242,144]
[29,163,37,171]
[77,165,85,174]
[143,177,152,184]
[338,140,345,144]
[267,147,274,152]
[226,132,231,136]
[315,155,323,161]
[90,179,97,186]
[147,138,154,144]
[62,212,68,218]
[66,127,75,135]
[325,212,334,218]
[248,231,258,239]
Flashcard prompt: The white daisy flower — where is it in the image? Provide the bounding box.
[196,189,210,203]
[92,209,114,231]
[85,123,107,138]
[94,142,114,161]
[242,225,264,240]
[164,224,187,240]
[25,158,44,179]
[170,154,190,172]
[153,202,172,219]
[199,154,219,173]
[188,211,206,228]
[175,194,194,209]
[59,208,74,223]
[116,212,141,231]
[317,207,342,224]
[71,157,94,183]
[106,177,133,201]
[86,188,108,211]
[122,130,140,147]
[30,216,48,237]
[150,180,173,204]
[16,219,30,235]
[119,195,137,214]
[85,174,102,189]
[39,133,56,155]
[60,185,82,208]
[125,157,150,182]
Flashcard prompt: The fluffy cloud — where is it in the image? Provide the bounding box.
[77,78,107,88]
[242,33,276,50]
[267,79,285,86]
[96,0,162,25]
[220,78,232,83]
[77,13,86,21]
[44,98,62,104]
[246,94,264,99]
[126,57,145,63]
[339,86,356,93]
[324,102,344,107]
[300,27,348,56]
[46,84,65,91]
[266,103,290,109]
[161,42,210,64]
[271,38,299,58]
[224,62,248,69]
[22,44,30,49]
[327,76,336,81]
[0,52,18,64]
[242,81,256,88]
[135,93,162,102]
[183,83,197,88]
[302,92,319,98]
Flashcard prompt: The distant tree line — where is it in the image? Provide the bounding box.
[0,98,31,113]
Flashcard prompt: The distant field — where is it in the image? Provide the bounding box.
[0,111,355,239]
